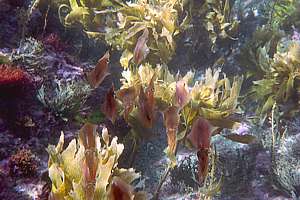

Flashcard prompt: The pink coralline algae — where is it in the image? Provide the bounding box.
[8,148,38,177]
[292,29,300,41]
[234,123,250,136]
[0,64,33,98]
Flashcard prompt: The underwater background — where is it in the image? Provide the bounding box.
[0,0,300,199]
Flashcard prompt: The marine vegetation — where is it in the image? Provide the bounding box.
[204,0,239,49]
[8,148,38,177]
[237,1,300,121]
[262,104,300,199]
[285,2,300,29]
[262,0,297,28]
[56,0,240,66]
[0,64,35,137]
[10,37,84,80]
[11,37,44,67]
[272,133,300,198]
[58,0,125,32]
[241,33,300,119]
[37,80,92,118]
[0,64,33,98]
[182,0,239,54]
[68,28,251,198]
[238,27,284,78]
[47,123,147,200]
[105,0,189,66]
[105,60,248,198]
[91,59,247,159]
[6,36,90,118]
[0,52,11,65]
[1,0,300,199]
[117,63,244,132]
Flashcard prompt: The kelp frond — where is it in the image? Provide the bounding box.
[106,0,189,66]
[47,123,147,200]
[205,0,239,50]
[247,39,300,118]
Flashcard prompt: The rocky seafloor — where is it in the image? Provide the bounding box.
[0,0,300,200]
